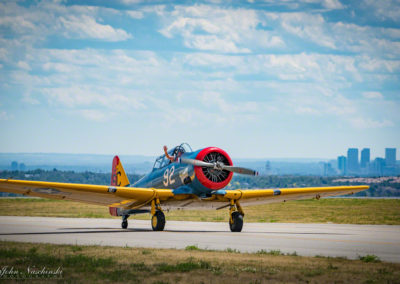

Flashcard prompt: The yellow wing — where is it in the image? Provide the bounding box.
[0,179,369,210]
[218,185,369,206]
[0,179,174,210]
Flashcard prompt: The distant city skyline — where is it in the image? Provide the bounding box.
[336,147,398,176]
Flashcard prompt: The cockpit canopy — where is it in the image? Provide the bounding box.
[153,143,192,170]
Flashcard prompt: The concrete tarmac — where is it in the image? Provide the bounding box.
[0,216,399,263]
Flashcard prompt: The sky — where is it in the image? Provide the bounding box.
[0,0,399,159]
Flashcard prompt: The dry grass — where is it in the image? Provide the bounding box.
[0,241,399,283]
[1,198,399,225]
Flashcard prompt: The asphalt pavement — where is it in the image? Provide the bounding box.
[0,216,399,263]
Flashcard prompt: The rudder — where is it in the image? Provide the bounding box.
[111,155,130,187]
[109,156,130,217]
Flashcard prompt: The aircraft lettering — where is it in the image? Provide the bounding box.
[117,171,121,186]
[169,166,175,185]
[163,166,175,186]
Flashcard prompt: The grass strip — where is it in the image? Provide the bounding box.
[0,198,399,225]
[0,241,399,283]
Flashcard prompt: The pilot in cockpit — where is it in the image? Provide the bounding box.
[163,145,185,163]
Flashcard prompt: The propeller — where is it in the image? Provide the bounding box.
[179,158,258,176]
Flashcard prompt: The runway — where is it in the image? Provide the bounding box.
[1,216,399,263]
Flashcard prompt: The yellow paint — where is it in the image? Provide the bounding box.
[0,179,171,209]
[224,185,369,201]
[115,160,130,187]
[0,179,369,212]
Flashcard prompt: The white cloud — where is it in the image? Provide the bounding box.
[43,86,145,110]
[362,92,383,99]
[120,0,146,4]
[0,111,8,120]
[0,1,132,43]
[319,0,344,9]
[358,56,400,73]
[21,92,40,105]
[362,0,400,22]
[126,10,144,19]
[287,93,356,117]
[17,61,31,71]
[201,92,258,118]
[59,15,132,41]
[0,48,8,61]
[185,35,251,53]
[306,0,344,9]
[350,118,394,129]
[247,0,344,10]
[295,106,321,115]
[159,5,284,53]
[263,11,400,57]
[79,109,108,122]
[268,12,336,49]
[183,52,364,83]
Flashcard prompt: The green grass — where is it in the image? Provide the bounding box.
[0,241,399,283]
[1,198,399,225]
[359,255,381,263]
[185,245,200,251]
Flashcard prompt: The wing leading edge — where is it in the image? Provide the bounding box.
[219,185,369,206]
[0,179,174,209]
[0,179,369,209]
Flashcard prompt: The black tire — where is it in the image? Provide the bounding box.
[151,211,166,231]
[122,220,128,229]
[229,212,243,232]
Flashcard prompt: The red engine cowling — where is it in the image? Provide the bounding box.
[194,147,233,190]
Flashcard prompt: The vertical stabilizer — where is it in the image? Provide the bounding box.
[111,156,130,187]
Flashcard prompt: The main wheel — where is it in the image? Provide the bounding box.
[151,211,166,231]
[122,220,128,229]
[229,212,243,232]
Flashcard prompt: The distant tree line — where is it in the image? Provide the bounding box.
[227,175,400,197]
[0,169,142,186]
[0,170,399,197]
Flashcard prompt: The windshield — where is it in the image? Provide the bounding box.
[152,143,192,170]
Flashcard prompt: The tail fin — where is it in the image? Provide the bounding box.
[111,155,130,187]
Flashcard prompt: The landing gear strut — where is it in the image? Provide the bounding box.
[229,199,244,232]
[121,215,129,229]
[151,198,165,231]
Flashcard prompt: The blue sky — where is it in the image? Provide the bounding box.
[0,0,399,159]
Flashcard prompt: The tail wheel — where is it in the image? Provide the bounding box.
[121,215,129,229]
[151,211,166,231]
[229,212,243,232]
[121,220,128,229]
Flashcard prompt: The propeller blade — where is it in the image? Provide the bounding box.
[179,158,258,176]
[220,165,258,176]
[179,158,214,168]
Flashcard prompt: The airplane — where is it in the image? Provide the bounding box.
[0,143,368,232]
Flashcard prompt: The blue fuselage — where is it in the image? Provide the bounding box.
[133,149,212,197]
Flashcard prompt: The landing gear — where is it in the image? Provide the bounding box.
[121,215,129,229]
[151,199,166,231]
[230,212,243,232]
[151,210,166,231]
[229,200,244,232]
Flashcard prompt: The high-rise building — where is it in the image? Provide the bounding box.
[11,161,18,171]
[347,148,359,174]
[385,148,396,167]
[373,158,385,176]
[337,156,347,175]
[361,148,370,168]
